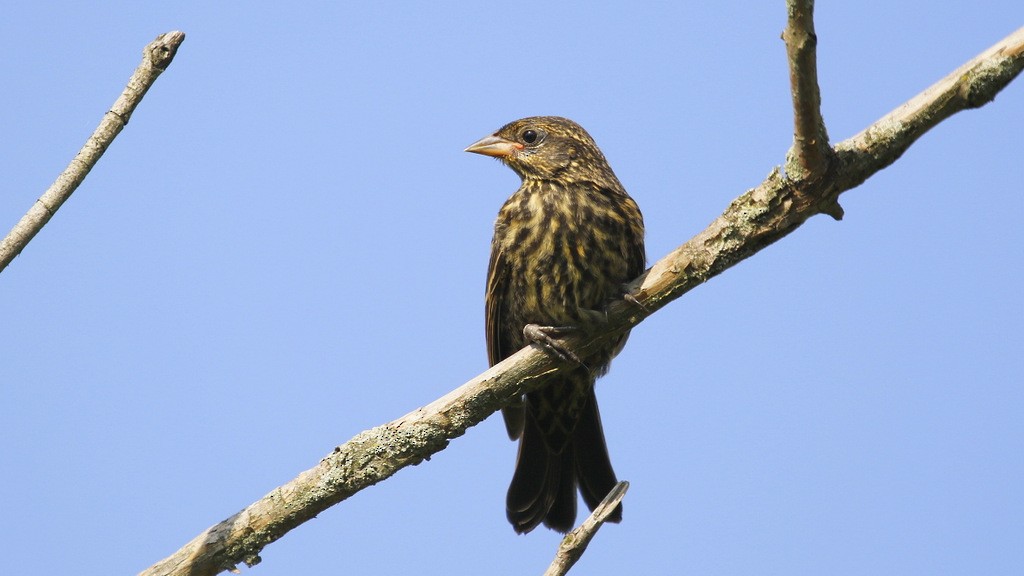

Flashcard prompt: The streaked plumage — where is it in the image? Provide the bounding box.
[466,116,645,533]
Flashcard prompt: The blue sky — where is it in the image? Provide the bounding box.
[2,2,1022,575]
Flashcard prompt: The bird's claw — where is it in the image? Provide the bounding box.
[523,324,584,366]
[622,290,649,314]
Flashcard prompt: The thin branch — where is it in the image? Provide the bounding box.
[783,0,834,187]
[0,31,185,274]
[835,27,1024,191]
[543,482,629,576]
[140,25,1024,576]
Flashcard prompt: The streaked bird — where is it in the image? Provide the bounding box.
[466,116,645,533]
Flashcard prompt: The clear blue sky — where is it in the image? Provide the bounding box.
[2,2,1022,575]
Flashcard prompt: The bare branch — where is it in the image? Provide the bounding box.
[543,482,629,576]
[783,0,834,187]
[141,26,1024,576]
[639,25,1024,315]
[0,31,185,274]
[140,346,569,576]
[835,27,1024,191]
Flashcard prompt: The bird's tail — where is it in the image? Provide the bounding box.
[505,385,621,534]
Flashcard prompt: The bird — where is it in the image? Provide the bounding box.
[465,116,646,534]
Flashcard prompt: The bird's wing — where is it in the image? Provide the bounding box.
[485,243,526,439]
[625,195,647,277]
[485,244,507,367]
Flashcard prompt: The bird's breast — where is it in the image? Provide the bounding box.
[494,180,635,325]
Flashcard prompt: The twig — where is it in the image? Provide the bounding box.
[543,482,629,576]
[0,31,185,274]
[783,0,832,182]
[140,24,1024,576]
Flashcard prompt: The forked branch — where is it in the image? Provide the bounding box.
[140,23,1024,576]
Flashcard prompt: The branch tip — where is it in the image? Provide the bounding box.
[822,200,844,221]
[146,31,186,69]
[0,31,183,275]
[543,481,630,576]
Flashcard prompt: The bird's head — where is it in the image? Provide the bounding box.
[465,116,615,184]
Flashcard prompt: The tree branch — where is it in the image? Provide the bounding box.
[543,482,629,576]
[834,27,1024,191]
[0,31,185,275]
[140,24,1024,576]
[783,0,835,194]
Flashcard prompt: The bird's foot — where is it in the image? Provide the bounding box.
[523,324,584,367]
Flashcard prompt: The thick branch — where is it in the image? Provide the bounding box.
[0,31,185,274]
[141,26,1024,576]
[140,346,569,575]
[783,0,833,185]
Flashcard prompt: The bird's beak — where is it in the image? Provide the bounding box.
[464,135,523,158]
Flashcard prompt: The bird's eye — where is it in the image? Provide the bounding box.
[521,129,542,145]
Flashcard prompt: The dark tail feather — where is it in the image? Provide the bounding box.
[502,405,525,440]
[573,388,622,523]
[506,410,556,533]
[506,387,620,533]
[542,448,577,532]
